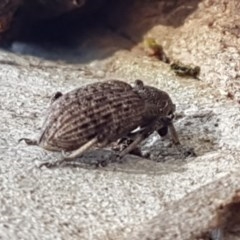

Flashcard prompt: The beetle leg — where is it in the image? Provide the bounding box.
[154,116,180,145]
[160,120,196,156]
[116,121,156,159]
[39,137,98,168]
[18,138,38,146]
[162,119,196,156]
[167,121,180,145]
[62,137,98,160]
[112,118,164,159]
[167,122,196,157]
[117,133,146,159]
[112,138,144,157]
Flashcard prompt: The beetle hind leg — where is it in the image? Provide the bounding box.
[39,137,98,169]
[62,138,98,160]
[18,138,38,146]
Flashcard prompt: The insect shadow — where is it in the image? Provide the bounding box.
[43,148,190,176]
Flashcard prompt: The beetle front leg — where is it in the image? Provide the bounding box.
[167,121,180,145]
[156,118,196,157]
[167,121,196,157]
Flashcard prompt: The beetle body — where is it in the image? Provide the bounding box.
[37,80,146,152]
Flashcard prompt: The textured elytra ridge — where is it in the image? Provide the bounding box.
[38,80,146,152]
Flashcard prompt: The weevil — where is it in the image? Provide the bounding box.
[19,79,186,168]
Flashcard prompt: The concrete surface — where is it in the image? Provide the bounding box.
[0,1,240,239]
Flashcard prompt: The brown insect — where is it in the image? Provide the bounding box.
[19,79,181,167]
